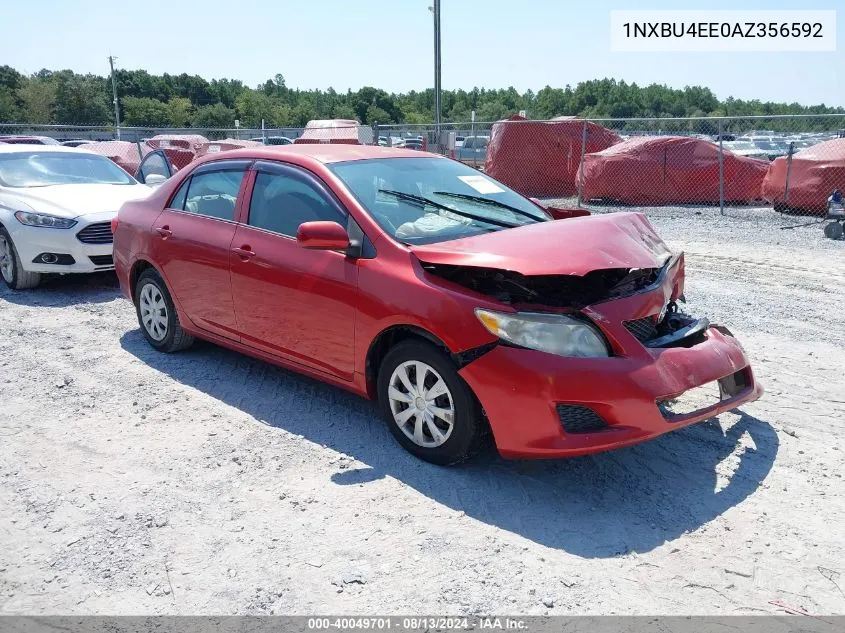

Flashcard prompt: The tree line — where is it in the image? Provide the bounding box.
[1,65,842,132]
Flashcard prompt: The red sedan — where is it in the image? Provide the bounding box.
[113,145,762,465]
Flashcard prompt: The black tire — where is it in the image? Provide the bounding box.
[134,268,194,353]
[0,227,41,290]
[377,339,486,466]
[824,221,843,240]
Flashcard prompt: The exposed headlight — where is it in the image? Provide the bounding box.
[475,308,610,358]
[14,211,78,229]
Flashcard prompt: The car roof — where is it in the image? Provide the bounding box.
[0,144,101,155]
[197,144,441,165]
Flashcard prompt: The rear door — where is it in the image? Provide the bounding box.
[151,159,250,341]
[229,161,359,380]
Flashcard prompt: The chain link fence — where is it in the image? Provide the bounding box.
[3,115,844,231]
[378,115,845,233]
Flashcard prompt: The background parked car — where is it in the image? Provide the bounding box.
[394,139,423,150]
[250,136,295,145]
[60,139,97,147]
[454,135,489,165]
[722,140,771,161]
[0,145,151,289]
[0,135,61,145]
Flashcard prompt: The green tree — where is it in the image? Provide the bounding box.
[0,89,18,121]
[364,105,391,124]
[53,71,110,124]
[16,78,56,123]
[167,97,193,127]
[235,89,276,127]
[192,103,236,128]
[122,96,171,126]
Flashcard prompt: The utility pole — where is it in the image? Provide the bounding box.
[108,55,121,140]
[431,0,441,151]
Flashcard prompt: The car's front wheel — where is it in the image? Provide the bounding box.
[134,268,194,352]
[377,339,486,465]
[0,227,41,290]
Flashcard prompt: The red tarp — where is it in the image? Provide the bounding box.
[484,115,620,198]
[578,136,768,205]
[294,119,367,145]
[196,138,263,158]
[82,141,147,175]
[146,134,208,170]
[145,134,208,151]
[762,138,845,214]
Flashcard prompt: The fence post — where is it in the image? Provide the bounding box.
[783,141,795,207]
[577,118,588,208]
[718,119,725,216]
[261,119,266,144]
[372,121,379,146]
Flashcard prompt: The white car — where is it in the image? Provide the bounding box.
[0,145,152,289]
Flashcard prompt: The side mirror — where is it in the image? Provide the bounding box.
[296,221,351,250]
[143,173,168,186]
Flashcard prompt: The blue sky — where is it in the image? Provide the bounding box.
[1,0,841,106]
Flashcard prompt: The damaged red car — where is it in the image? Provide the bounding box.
[113,145,762,465]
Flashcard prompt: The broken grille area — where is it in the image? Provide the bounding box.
[556,404,609,433]
[624,316,659,342]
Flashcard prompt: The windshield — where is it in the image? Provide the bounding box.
[753,141,787,151]
[329,157,550,244]
[463,137,488,149]
[725,142,757,151]
[0,152,135,187]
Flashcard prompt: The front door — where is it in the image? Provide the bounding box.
[229,161,359,380]
[152,160,249,341]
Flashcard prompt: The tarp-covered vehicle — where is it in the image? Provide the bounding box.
[195,138,263,158]
[83,141,176,187]
[145,134,208,170]
[484,115,620,198]
[762,138,845,214]
[578,136,768,205]
[81,141,147,176]
[294,119,373,145]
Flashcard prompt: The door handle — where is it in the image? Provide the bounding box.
[231,246,255,259]
[154,226,172,238]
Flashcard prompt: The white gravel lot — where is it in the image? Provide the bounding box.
[1,207,844,616]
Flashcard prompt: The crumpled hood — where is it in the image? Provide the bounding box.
[0,183,151,219]
[410,212,672,276]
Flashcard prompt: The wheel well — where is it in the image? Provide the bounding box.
[129,260,154,300]
[365,325,452,399]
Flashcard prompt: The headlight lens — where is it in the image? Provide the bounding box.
[475,308,610,358]
[14,211,77,229]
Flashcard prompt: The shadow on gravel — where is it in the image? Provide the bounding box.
[121,329,778,559]
[0,272,119,307]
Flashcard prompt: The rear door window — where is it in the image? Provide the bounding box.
[184,170,244,221]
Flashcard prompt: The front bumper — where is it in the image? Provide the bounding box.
[9,211,116,274]
[459,326,762,459]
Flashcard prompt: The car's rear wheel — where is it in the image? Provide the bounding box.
[0,227,41,290]
[377,339,486,465]
[824,221,843,240]
[134,268,194,352]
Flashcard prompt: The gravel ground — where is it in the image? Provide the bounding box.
[1,208,844,616]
